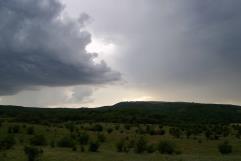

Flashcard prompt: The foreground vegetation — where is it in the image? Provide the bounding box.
[1,101,241,161]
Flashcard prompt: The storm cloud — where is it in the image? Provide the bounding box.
[64,0,241,105]
[1,0,241,107]
[0,0,120,95]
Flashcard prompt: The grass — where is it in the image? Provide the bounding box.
[3,147,241,161]
[1,122,241,161]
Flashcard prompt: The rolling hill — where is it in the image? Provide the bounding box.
[0,101,241,124]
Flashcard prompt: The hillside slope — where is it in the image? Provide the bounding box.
[0,101,241,124]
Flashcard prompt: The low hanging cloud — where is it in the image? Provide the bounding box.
[0,0,120,96]
[0,86,94,107]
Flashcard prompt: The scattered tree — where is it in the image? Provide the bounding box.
[30,134,47,146]
[134,137,147,153]
[218,141,232,154]
[158,140,176,154]
[0,135,16,150]
[24,146,43,161]
[57,136,75,148]
[88,141,99,152]
[78,132,89,145]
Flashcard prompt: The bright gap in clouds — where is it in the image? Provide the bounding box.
[86,36,117,63]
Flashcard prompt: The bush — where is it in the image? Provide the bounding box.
[78,132,89,145]
[91,124,103,132]
[19,137,25,144]
[185,130,192,138]
[50,140,55,148]
[65,123,75,133]
[80,145,85,152]
[30,134,47,146]
[0,135,16,150]
[127,139,135,150]
[27,126,35,135]
[1,152,7,159]
[8,127,12,134]
[24,146,43,161]
[12,125,20,133]
[157,129,166,135]
[134,137,147,153]
[169,128,181,138]
[115,125,120,130]
[97,133,106,143]
[72,145,77,151]
[218,141,232,154]
[146,144,156,153]
[158,140,176,154]
[124,124,131,130]
[116,139,131,153]
[58,136,75,148]
[107,128,113,134]
[205,130,212,139]
[88,141,99,152]
[116,139,125,152]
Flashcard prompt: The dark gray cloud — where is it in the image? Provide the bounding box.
[0,0,120,95]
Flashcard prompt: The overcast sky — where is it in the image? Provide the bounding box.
[0,0,241,107]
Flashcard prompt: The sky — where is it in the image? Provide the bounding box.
[0,0,241,107]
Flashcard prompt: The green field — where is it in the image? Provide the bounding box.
[1,121,241,161]
[1,102,241,161]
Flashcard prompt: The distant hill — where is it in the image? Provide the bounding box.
[0,101,241,124]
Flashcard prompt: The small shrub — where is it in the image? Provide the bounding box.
[30,134,47,146]
[115,125,120,130]
[127,139,135,150]
[157,129,166,135]
[27,126,35,135]
[50,140,55,148]
[70,133,77,140]
[116,140,125,152]
[185,130,192,139]
[12,125,20,133]
[65,123,75,133]
[24,146,43,161]
[107,128,113,134]
[218,141,232,154]
[0,135,16,150]
[57,136,75,148]
[80,145,85,152]
[169,128,181,138]
[88,141,99,152]
[116,139,130,153]
[146,144,156,153]
[205,130,212,139]
[124,124,131,130]
[134,137,147,153]
[72,145,77,151]
[158,140,176,154]
[1,152,7,159]
[8,127,12,134]
[78,132,89,145]
[97,133,106,143]
[91,124,103,132]
[19,137,24,144]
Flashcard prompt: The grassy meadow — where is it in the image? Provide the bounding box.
[1,121,241,161]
